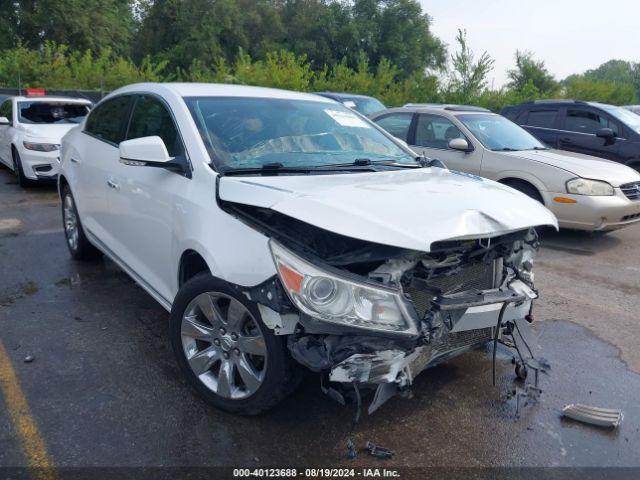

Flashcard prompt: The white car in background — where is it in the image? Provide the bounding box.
[372,105,640,232]
[0,95,92,186]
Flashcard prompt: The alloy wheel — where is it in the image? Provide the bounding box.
[63,194,79,251]
[181,292,267,399]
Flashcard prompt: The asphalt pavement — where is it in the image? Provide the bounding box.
[1,166,640,475]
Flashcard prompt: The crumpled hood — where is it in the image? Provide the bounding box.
[502,149,640,187]
[20,124,79,142]
[218,168,558,252]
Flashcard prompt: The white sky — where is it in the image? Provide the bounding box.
[420,0,640,87]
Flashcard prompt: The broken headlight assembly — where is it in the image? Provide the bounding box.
[270,240,418,336]
[566,177,614,196]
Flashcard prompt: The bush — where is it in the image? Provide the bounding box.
[0,43,637,109]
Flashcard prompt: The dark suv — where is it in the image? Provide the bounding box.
[501,100,640,171]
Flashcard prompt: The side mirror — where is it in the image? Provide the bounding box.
[119,136,189,176]
[449,138,471,152]
[0,116,10,125]
[596,127,615,139]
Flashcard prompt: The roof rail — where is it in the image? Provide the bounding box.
[524,99,588,105]
[402,103,490,112]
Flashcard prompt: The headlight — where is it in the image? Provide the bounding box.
[270,240,417,335]
[566,178,614,196]
[23,141,59,152]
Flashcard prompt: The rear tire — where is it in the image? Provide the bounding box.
[61,185,102,260]
[13,150,33,188]
[170,273,300,415]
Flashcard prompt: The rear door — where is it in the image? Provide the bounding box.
[74,95,133,249]
[107,94,190,302]
[557,106,622,160]
[410,113,483,174]
[372,111,414,143]
[519,107,560,148]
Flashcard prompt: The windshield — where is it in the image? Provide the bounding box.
[18,102,90,124]
[340,96,386,116]
[457,114,547,151]
[600,104,640,132]
[184,96,415,171]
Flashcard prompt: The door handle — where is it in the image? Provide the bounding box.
[107,180,120,191]
[70,157,79,164]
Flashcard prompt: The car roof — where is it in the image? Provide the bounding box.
[508,99,616,109]
[11,96,93,104]
[111,83,335,103]
[375,105,495,118]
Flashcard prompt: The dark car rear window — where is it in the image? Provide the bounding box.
[18,101,90,124]
[525,110,558,128]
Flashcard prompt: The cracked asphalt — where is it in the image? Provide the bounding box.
[1,166,640,472]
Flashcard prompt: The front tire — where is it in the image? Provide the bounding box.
[61,185,102,260]
[170,274,299,415]
[13,150,32,188]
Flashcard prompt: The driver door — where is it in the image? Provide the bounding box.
[410,114,483,174]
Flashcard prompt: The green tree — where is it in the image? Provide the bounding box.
[14,0,136,55]
[507,50,557,96]
[564,78,637,105]
[445,29,494,103]
[135,0,285,70]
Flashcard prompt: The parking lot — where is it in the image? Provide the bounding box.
[1,166,640,472]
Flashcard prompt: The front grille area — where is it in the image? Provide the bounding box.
[405,260,497,317]
[433,327,495,356]
[621,213,640,222]
[620,181,640,201]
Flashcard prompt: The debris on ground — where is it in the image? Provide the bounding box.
[365,441,394,459]
[346,439,357,460]
[562,404,623,428]
[23,355,34,363]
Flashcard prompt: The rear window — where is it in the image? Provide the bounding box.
[525,110,558,128]
[18,101,90,124]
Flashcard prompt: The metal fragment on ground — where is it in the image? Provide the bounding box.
[562,404,623,428]
[366,441,394,459]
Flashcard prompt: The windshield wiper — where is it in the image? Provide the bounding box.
[221,162,317,176]
[319,158,419,169]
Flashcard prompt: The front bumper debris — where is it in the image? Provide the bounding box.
[329,281,535,387]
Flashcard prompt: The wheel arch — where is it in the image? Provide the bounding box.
[58,174,69,199]
[178,249,213,288]
[497,176,545,205]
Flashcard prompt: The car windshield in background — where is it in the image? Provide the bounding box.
[600,104,640,133]
[184,96,414,170]
[341,96,386,116]
[18,102,90,124]
[458,114,547,151]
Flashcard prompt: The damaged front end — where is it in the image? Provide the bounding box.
[227,202,542,413]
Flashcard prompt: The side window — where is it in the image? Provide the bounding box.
[565,108,619,136]
[525,109,558,128]
[415,114,464,149]
[127,95,184,157]
[85,96,132,145]
[374,113,413,141]
[0,100,12,122]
